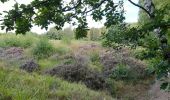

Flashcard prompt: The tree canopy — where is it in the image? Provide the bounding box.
[0,0,125,34]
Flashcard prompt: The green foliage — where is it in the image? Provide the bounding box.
[0,0,169,91]
[160,82,170,91]
[0,0,124,36]
[145,57,161,75]
[135,33,161,60]
[75,26,88,39]
[102,24,129,48]
[89,51,103,72]
[32,38,55,59]
[0,33,36,48]
[138,0,170,25]
[0,0,9,3]
[111,64,131,80]
[90,51,100,63]
[38,59,59,70]
[111,63,146,81]
[89,28,101,41]
[134,48,160,60]
[139,33,160,50]
[105,78,116,96]
[61,37,72,45]
[46,27,74,41]
[46,27,63,40]
[156,61,170,79]
[55,46,70,55]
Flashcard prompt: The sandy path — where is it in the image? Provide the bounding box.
[148,80,170,100]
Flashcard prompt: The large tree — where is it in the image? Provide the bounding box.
[0,0,170,89]
[138,0,170,25]
[0,0,125,35]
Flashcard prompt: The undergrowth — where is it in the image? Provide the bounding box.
[0,33,37,48]
[0,66,113,100]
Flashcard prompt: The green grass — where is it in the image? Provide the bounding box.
[32,38,55,59]
[38,59,59,70]
[0,33,38,48]
[89,51,104,72]
[55,46,71,55]
[0,66,113,100]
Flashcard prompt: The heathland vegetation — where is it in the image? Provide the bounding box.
[0,0,170,100]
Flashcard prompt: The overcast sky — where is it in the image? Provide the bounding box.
[0,0,139,34]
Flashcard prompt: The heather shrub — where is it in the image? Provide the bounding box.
[45,53,106,90]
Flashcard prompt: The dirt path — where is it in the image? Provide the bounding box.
[148,80,170,100]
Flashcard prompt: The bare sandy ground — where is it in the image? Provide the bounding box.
[148,80,170,100]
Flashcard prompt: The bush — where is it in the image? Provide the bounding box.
[102,24,128,48]
[89,28,101,41]
[32,38,55,59]
[46,28,63,40]
[46,27,74,41]
[89,51,103,72]
[111,63,146,81]
[45,53,106,90]
[75,27,88,39]
[111,64,131,80]
[134,48,161,60]
[0,33,36,48]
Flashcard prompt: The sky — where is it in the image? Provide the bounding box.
[0,0,139,34]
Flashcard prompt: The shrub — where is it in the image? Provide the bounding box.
[111,64,131,80]
[45,53,106,90]
[89,51,103,72]
[102,24,128,48]
[20,60,40,72]
[75,27,88,39]
[32,38,55,59]
[46,28,63,40]
[89,28,101,41]
[0,33,36,48]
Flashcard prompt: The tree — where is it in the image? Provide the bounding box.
[0,0,124,38]
[138,0,170,25]
[46,27,63,40]
[129,0,170,90]
[102,23,128,48]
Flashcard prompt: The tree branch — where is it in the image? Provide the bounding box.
[84,0,108,14]
[128,0,154,18]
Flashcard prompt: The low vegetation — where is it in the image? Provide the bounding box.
[0,65,112,100]
[0,26,169,99]
[32,38,55,59]
[0,33,38,48]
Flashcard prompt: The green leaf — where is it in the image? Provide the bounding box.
[160,82,169,90]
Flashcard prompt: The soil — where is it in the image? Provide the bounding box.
[148,80,170,100]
